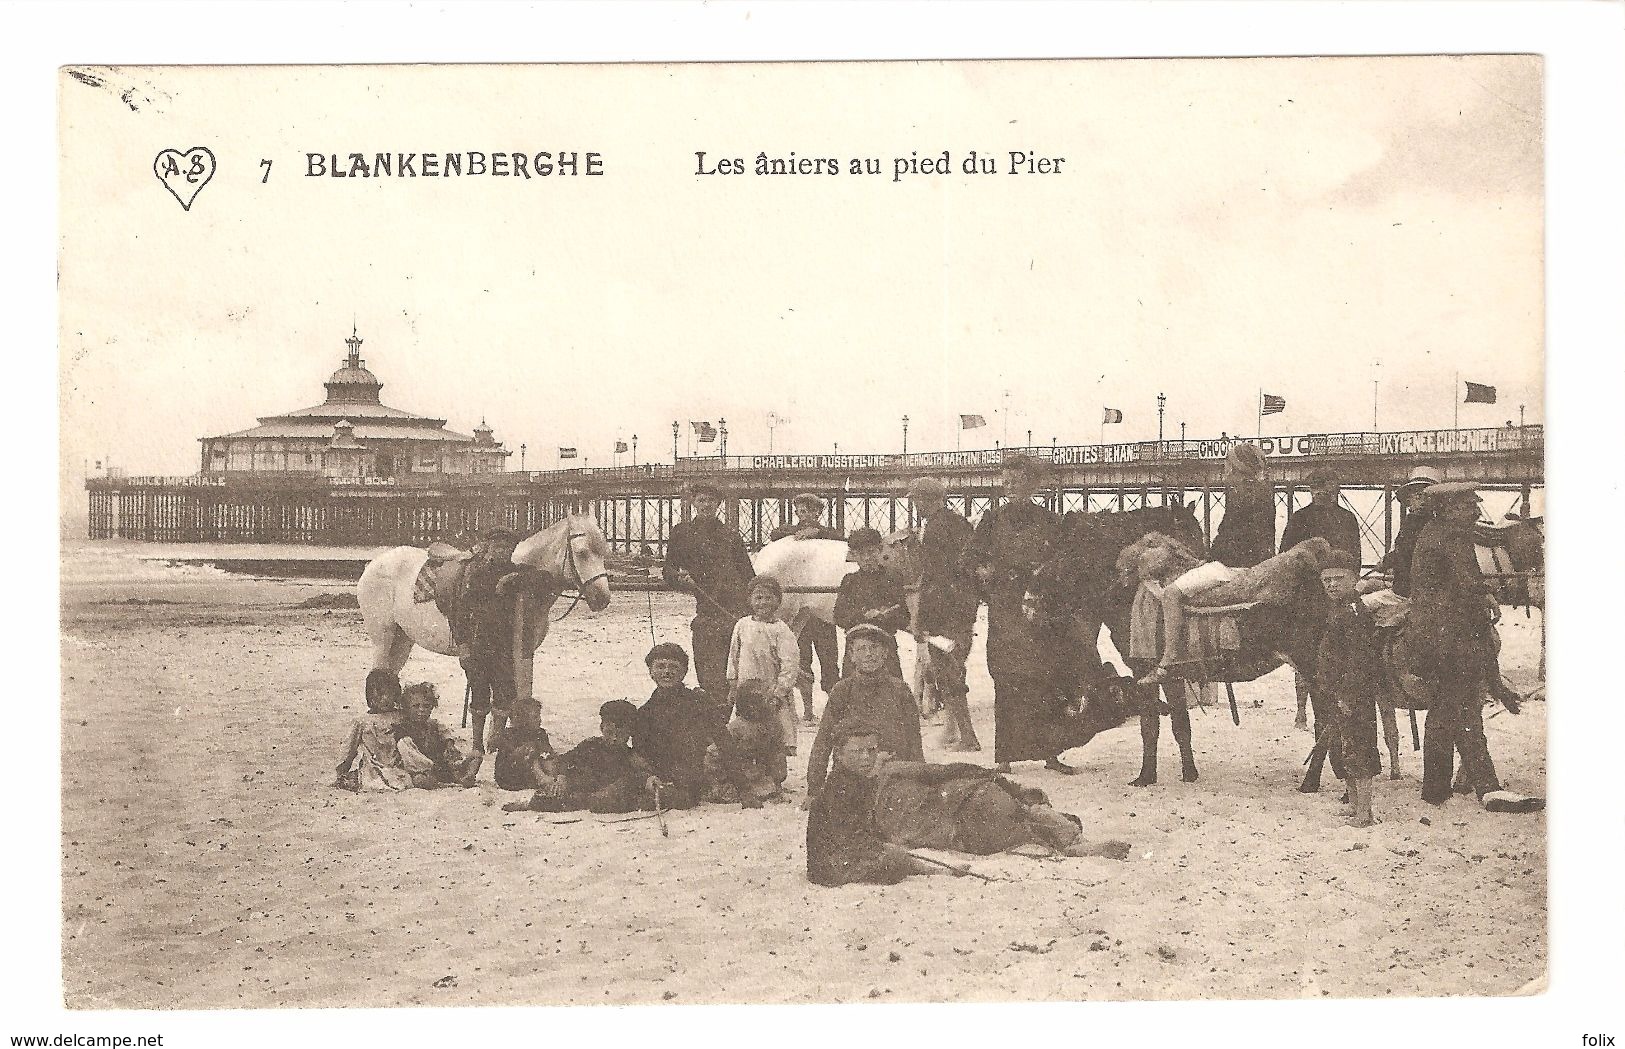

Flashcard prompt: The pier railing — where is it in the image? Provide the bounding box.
[93,425,1542,491]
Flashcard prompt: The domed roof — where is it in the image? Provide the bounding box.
[328,363,379,387]
[324,328,383,403]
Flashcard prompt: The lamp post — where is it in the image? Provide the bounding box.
[520,443,526,471]
[1026,428,1032,448]
[632,434,638,466]
[671,421,679,464]
[719,417,727,458]
[902,414,909,454]
[768,411,777,455]
[1157,392,1166,443]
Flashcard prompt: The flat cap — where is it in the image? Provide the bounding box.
[844,622,894,647]
[644,642,690,668]
[1400,466,1441,489]
[1423,481,1482,505]
[907,477,947,501]
[846,527,883,549]
[1000,452,1050,475]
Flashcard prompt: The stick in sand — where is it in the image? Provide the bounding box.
[654,784,670,837]
[908,851,996,881]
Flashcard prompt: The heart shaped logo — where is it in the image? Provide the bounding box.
[153,146,217,211]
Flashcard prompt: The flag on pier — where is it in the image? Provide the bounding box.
[959,414,986,429]
[691,421,718,443]
[1102,408,1123,424]
[614,440,629,453]
[1261,394,1287,415]
[1464,381,1498,404]
[558,447,578,459]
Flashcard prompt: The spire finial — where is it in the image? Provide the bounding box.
[343,322,363,367]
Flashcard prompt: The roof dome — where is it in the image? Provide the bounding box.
[327,362,380,387]
[324,328,383,404]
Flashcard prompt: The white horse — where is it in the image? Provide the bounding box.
[357,515,612,748]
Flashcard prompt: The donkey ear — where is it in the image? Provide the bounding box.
[1186,500,1198,514]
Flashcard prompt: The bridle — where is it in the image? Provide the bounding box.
[551,530,610,622]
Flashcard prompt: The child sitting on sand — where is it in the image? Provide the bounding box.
[396,683,482,789]
[491,698,554,791]
[334,671,412,792]
[705,679,789,805]
[504,700,644,813]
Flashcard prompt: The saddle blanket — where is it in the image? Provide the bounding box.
[413,561,437,604]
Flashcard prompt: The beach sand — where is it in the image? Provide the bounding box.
[60,542,1547,1008]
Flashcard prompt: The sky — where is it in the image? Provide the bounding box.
[58,56,1542,493]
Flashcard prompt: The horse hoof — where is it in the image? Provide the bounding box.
[1298,780,1321,794]
[1182,768,1200,783]
[1129,773,1156,788]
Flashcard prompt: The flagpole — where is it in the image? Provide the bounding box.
[1454,372,1460,430]
[956,419,961,452]
[1257,389,1263,440]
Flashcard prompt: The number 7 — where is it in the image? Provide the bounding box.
[259,159,272,184]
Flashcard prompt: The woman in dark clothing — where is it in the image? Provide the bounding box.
[1209,442,1276,569]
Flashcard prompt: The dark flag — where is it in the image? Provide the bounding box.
[1261,393,1287,415]
[558,447,577,459]
[614,440,629,453]
[691,421,718,443]
[1102,408,1124,424]
[1464,381,1498,404]
[959,414,987,429]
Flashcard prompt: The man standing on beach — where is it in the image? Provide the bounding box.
[460,527,521,752]
[665,482,755,719]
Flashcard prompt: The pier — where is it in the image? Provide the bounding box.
[87,425,1544,569]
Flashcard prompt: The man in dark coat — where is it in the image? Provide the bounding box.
[1378,466,1440,597]
[908,476,982,751]
[664,483,755,722]
[963,454,1075,775]
[1408,483,1509,807]
[458,528,522,752]
[1281,468,1362,560]
[768,493,842,720]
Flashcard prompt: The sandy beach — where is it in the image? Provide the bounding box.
[59,540,1547,1009]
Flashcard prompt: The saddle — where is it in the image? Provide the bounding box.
[413,542,475,628]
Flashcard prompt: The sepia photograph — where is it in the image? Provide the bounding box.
[18,2,1625,1043]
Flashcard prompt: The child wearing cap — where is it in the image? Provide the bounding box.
[1317,550,1384,827]
[833,527,910,680]
[804,624,924,805]
[727,574,802,754]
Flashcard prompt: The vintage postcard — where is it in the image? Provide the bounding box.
[58,56,1547,1012]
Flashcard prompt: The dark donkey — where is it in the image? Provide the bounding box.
[1024,503,1327,787]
